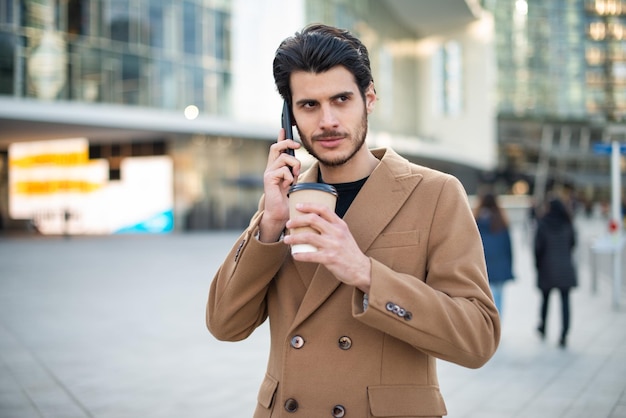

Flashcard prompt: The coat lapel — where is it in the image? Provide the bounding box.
[344,148,423,253]
[290,148,423,329]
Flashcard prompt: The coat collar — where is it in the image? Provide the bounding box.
[291,148,423,329]
[298,147,422,251]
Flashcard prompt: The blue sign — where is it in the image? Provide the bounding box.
[593,143,626,155]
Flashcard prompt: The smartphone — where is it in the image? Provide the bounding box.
[281,100,295,157]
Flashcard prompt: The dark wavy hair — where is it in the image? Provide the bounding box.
[273,23,374,107]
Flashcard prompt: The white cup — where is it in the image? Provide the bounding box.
[287,183,338,254]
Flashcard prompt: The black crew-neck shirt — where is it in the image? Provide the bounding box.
[318,171,369,218]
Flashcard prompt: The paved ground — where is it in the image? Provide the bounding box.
[0,215,625,418]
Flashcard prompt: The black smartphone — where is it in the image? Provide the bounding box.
[281,101,295,157]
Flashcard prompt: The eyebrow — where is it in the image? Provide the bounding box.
[294,91,355,106]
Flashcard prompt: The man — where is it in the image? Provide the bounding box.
[207,24,500,417]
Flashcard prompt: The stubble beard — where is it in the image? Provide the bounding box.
[297,112,369,168]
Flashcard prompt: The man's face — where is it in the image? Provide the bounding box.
[291,66,376,167]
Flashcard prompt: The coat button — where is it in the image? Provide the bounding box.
[290,335,305,349]
[338,336,352,350]
[332,404,346,417]
[284,398,299,412]
[404,311,413,321]
[386,302,395,311]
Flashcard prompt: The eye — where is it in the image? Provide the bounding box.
[298,100,317,110]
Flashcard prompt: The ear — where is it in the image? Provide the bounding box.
[365,82,376,114]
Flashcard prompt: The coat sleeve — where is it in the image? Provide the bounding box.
[353,177,500,369]
[206,205,290,341]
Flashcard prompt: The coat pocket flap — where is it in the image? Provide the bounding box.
[257,373,279,409]
[369,230,419,249]
[368,385,447,417]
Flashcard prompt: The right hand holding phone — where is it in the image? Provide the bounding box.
[258,123,301,242]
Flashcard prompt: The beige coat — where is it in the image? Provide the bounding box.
[207,148,500,418]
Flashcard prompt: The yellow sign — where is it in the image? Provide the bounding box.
[9,138,108,233]
[10,151,88,169]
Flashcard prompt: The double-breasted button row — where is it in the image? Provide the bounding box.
[332,404,346,417]
[290,335,353,350]
[283,399,345,416]
[284,398,298,412]
[386,301,413,320]
[290,335,305,349]
[338,336,352,350]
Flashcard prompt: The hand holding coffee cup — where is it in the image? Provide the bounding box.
[287,183,338,254]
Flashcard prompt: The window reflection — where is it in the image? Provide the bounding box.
[3,0,232,115]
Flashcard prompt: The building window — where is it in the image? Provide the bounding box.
[0,31,15,94]
[434,41,464,116]
[183,1,199,55]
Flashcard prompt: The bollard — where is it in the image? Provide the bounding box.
[591,234,624,310]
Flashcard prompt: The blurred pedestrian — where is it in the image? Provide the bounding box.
[534,197,577,348]
[474,193,514,314]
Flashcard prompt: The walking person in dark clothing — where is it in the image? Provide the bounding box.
[534,197,577,348]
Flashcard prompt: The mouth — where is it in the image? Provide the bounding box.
[314,133,345,149]
[317,137,343,148]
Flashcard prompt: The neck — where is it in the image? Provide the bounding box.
[319,147,380,183]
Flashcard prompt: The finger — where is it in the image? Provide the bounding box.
[264,163,295,186]
[279,166,296,188]
[269,139,299,160]
[286,212,333,236]
[284,229,325,251]
[291,202,335,221]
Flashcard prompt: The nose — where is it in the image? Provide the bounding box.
[319,104,339,130]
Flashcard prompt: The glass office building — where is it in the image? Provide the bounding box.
[484,0,626,203]
[0,0,247,233]
[0,0,495,233]
[0,0,232,112]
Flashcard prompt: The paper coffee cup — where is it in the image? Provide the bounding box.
[287,183,338,254]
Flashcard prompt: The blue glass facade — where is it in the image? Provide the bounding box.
[487,0,626,122]
[484,0,626,202]
[0,0,232,114]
